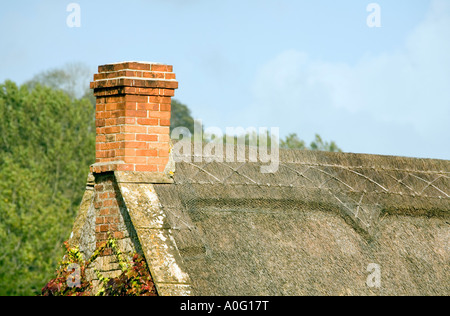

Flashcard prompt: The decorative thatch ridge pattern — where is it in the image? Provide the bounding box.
[169,145,449,238]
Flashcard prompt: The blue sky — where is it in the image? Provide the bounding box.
[1,0,449,160]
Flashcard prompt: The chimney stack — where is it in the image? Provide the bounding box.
[90,61,178,174]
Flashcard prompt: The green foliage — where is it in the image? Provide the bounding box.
[40,241,93,296]
[220,129,278,147]
[0,80,95,295]
[170,99,196,135]
[25,62,92,100]
[98,253,157,296]
[309,134,342,152]
[280,133,306,150]
[41,237,157,296]
[280,133,342,152]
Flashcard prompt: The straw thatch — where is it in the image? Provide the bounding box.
[153,144,449,295]
[71,143,450,295]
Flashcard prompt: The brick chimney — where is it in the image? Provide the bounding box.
[90,61,178,174]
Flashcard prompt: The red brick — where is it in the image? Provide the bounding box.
[102,200,113,207]
[165,73,176,80]
[108,191,117,199]
[105,217,119,224]
[118,148,137,156]
[114,231,124,239]
[98,192,109,200]
[96,135,106,143]
[135,164,158,172]
[115,164,135,171]
[124,141,147,149]
[96,151,106,159]
[104,150,115,158]
[96,235,108,244]
[124,102,137,110]
[109,224,118,231]
[104,118,117,126]
[105,103,120,111]
[124,110,147,118]
[148,142,169,150]
[161,89,175,97]
[157,164,167,172]
[142,72,165,79]
[136,149,157,157]
[107,110,125,118]
[159,134,170,142]
[96,217,105,225]
[137,103,159,111]
[160,104,171,111]
[123,156,147,164]
[123,87,137,94]
[136,88,160,96]
[116,133,136,141]
[148,126,170,135]
[149,96,171,104]
[104,96,126,103]
[160,119,171,126]
[96,104,106,111]
[121,125,147,134]
[146,157,170,165]
[136,134,158,142]
[125,95,148,103]
[99,208,109,216]
[98,62,151,72]
[137,118,158,126]
[149,111,171,120]
[159,149,169,157]
[151,64,172,72]
[101,248,113,256]
[105,126,120,134]
[128,62,151,71]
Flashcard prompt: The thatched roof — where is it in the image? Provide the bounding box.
[71,144,450,295]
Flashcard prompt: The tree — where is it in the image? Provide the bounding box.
[280,133,306,150]
[309,134,342,152]
[0,80,95,295]
[280,133,342,152]
[25,62,93,100]
[170,99,195,136]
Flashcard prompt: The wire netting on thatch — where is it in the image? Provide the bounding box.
[153,144,449,295]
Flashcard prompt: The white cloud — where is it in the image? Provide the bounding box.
[249,0,450,159]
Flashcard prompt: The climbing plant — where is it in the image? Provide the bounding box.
[41,236,157,296]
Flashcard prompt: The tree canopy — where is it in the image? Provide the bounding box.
[281,133,342,152]
[0,80,95,295]
[170,99,196,135]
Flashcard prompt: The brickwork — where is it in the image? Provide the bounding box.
[85,61,178,291]
[90,61,178,173]
[89,172,143,285]
[93,172,141,256]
